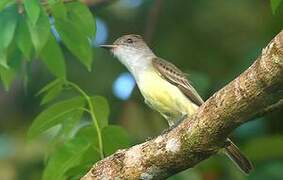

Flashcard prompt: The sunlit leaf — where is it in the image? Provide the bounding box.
[43,137,90,180]
[66,2,96,38]
[0,7,18,48]
[16,16,33,60]
[49,1,67,20]
[91,96,109,129]
[102,125,130,156]
[271,0,282,14]
[0,44,22,90]
[65,146,100,179]
[48,109,85,148]
[54,18,93,71]
[40,82,63,105]
[75,125,98,147]
[40,35,66,78]
[65,161,94,180]
[28,10,51,54]
[0,0,12,11]
[7,43,22,69]
[63,125,101,179]
[0,66,15,91]
[59,110,85,139]
[37,78,64,96]
[0,5,18,68]
[0,51,8,69]
[28,96,85,139]
[47,0,57,5]
[24,0,41,25]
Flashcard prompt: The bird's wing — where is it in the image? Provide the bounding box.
[152,57,204,106]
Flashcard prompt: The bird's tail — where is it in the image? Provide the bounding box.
[224,139,253,174]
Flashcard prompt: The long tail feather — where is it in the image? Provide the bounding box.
[224,139,253,174]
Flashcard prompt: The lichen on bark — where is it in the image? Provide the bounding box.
[81,30,283,180]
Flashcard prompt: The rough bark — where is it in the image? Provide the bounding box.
[82,30,283,180]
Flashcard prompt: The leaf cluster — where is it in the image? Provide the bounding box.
[28,79,130,180]
[0,0,95,90]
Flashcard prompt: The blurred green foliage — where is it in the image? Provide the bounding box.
[0,0,282,180]
[271,0,283,14]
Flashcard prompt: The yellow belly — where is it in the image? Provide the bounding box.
[137,71,198,120]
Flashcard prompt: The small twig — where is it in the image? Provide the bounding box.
[255,99,283,118]
[66,81,105,159]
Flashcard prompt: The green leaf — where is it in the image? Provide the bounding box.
[65,146,99,179]
[37,78,64,96]
[28,96,85,139]
[0,0,12,11]
[48,109,85,148]
[24,0,41,25]
[65,162,93,180]
[59,110,84,139]
[0,44,21,90]
[91,96,109,129]
[0,43,21,88]
[64,125,101,179]
[66,2,96,38]
[48,0,60,5]
[0,5,18,68]
[15,16,33,60]
[0,66,15,91]
[0,51,8,69]
[28,10,51,54]
[43,137,90,180]
[75,125,98,147]
[7,43,22,69]
[54,18,93,71]
[0,6,18,48]
[40,82,63,105]
[50,1,67,20]
[102,125,130,156]
[40,35,66,78]
[271,0,282,14]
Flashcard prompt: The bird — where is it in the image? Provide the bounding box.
[100,34,253,174]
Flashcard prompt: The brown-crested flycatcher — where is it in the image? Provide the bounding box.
[101,34,253,174]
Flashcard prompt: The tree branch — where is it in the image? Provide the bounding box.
[254,98,283,118]
[82,30,283,179]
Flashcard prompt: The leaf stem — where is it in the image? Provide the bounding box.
[77,107,92,114]
[66,81,104,159]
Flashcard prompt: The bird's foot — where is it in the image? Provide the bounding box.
[161,114,188,135]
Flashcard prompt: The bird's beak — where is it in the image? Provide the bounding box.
[99,44,118,50]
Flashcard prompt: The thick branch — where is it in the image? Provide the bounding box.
[82,30,283,179]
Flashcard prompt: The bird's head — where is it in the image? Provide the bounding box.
[100,34,154,65]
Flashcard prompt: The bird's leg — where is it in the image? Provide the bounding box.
[173,113,188,127]
[161,113,188,135]
[146,114,189,140]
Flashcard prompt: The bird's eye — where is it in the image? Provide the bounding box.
[126,38,133,44]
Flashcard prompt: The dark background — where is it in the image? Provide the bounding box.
[0,0,282,179]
